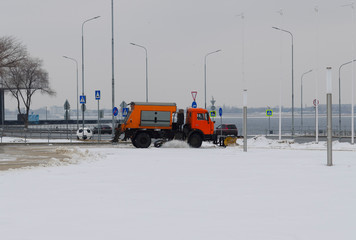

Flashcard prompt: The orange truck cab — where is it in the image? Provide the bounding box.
[112,102,215,148]
[183,108,215,147]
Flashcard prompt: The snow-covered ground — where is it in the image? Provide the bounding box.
[0,137,355,240]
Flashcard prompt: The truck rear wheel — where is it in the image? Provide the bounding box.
[135,132,151,148]
[188,133,202,148]
[131,137,138,148]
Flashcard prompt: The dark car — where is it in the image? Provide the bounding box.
[214,124,238,136]
[93,125,112,134]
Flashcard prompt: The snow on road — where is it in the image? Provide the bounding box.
[0,137,355,240]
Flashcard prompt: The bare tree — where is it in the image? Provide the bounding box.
[2,57,55,127]
[0,36,27,78]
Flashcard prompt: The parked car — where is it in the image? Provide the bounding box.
[76,127,93,140]
[214,124,238,136]
[92,125,112,134]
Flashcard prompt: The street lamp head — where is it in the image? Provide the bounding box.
[93,16,101,19]
[272,26,280,30]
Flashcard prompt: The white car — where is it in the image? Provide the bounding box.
[76,127,93,140]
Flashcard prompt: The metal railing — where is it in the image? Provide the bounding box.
[0,125,112,144]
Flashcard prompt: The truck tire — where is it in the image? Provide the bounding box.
[135,132,151,148]
[188,133,202,148]
[131,137,138,148]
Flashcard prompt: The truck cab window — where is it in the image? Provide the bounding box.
[197,113,204,120]
[205,113,209,122]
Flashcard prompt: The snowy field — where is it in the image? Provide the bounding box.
[0,137,355,240]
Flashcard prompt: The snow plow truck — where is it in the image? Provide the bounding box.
[112,102,237,148]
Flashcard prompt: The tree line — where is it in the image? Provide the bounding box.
[0,36,55,127]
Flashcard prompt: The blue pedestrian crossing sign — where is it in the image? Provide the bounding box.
[210,111,216,118]
[192,101,197,108]
[113,107,119,116]
[122,107,129,117]
[266,109,273,117]
[80,95,86,104]
[95,90,101,100]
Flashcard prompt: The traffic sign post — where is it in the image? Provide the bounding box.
[219,107,223,139]
[191,91,197,102]
[79,94,86,139]
[122,107,129,117]
[266,109,273,134]
[209,111,216,118]
[113,107,119,117]
[266,109,273,117]
[313,99,319,106]
[96,90,101,141]
[95,90,101,100]
[120,101,127,109]
[80,95,86,104]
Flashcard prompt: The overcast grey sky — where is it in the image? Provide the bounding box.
[1,0,355,111]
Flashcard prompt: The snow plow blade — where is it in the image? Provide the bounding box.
[224,136,238,146]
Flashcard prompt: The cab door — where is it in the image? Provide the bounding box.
[194,112,213,135]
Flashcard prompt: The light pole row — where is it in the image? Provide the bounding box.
[300,69,313,133]
[130,42,148,102]
[204,49,222,109]
[339,60,355,138]
[62,56,79,130]
[81,16,100,134]
[272,26,294,138]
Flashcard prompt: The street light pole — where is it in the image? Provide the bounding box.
[130,43,148,102]
[204,49,222,109]
[326,67,333,166]
[272,26,295,138]
[342,2,355,144]
[301,69,313,134]
[63,56,79,130]
[111,0,115,138]
[338,60,356,138]
[81,16,100,133]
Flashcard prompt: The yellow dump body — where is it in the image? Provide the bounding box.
[121,102,177,131]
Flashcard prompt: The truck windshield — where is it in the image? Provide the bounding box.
[197,113,209,121]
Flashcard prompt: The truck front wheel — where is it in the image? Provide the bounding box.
[135,132,151,148]
[188,133,202,148]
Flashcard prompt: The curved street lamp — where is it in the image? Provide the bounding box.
[338,59,356,138]
[81,16,100,132]
[300,69,313,134]
[204,49,222,109]
[272,26,295,138]
[63,56,79,130]
[130,43,148,102]
[341,0,355,145]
